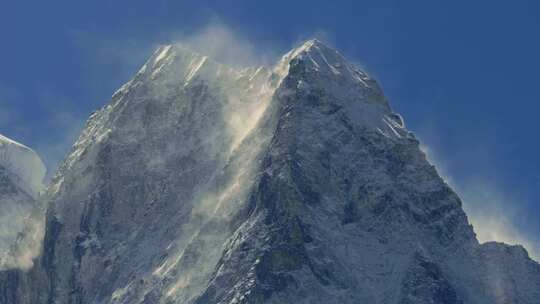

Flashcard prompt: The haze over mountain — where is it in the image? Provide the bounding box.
[1,40,539,304]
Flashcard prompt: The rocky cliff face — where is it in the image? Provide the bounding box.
[2,40,539,304]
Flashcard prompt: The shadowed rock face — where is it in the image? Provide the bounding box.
[2,40,539,304]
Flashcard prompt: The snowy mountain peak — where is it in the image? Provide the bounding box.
[4,39,539,304]
[277,39,359,77]
[273,40,409,142]
[276,39,387,103]
[285,39,327,59]
[145,43,214,82]
[295,38,341,60]
[112,42,259,102]
[0,134,45,198]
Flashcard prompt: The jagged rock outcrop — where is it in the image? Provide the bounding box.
[2,40,539,304]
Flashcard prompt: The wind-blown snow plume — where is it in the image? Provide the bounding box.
[462,183,540,262]
[420,143,539,261]
[171,23,279,68]
[140,39,281,304]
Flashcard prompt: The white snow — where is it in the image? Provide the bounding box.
[0,134,46,198]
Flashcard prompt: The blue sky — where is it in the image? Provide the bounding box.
[1,1,538,257]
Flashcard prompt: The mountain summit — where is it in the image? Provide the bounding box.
[2,40,539,304]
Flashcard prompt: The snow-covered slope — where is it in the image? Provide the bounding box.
[0,134,47,303]
[2,40,539,304]
[0,134,46,198]
[0,134,46,270]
